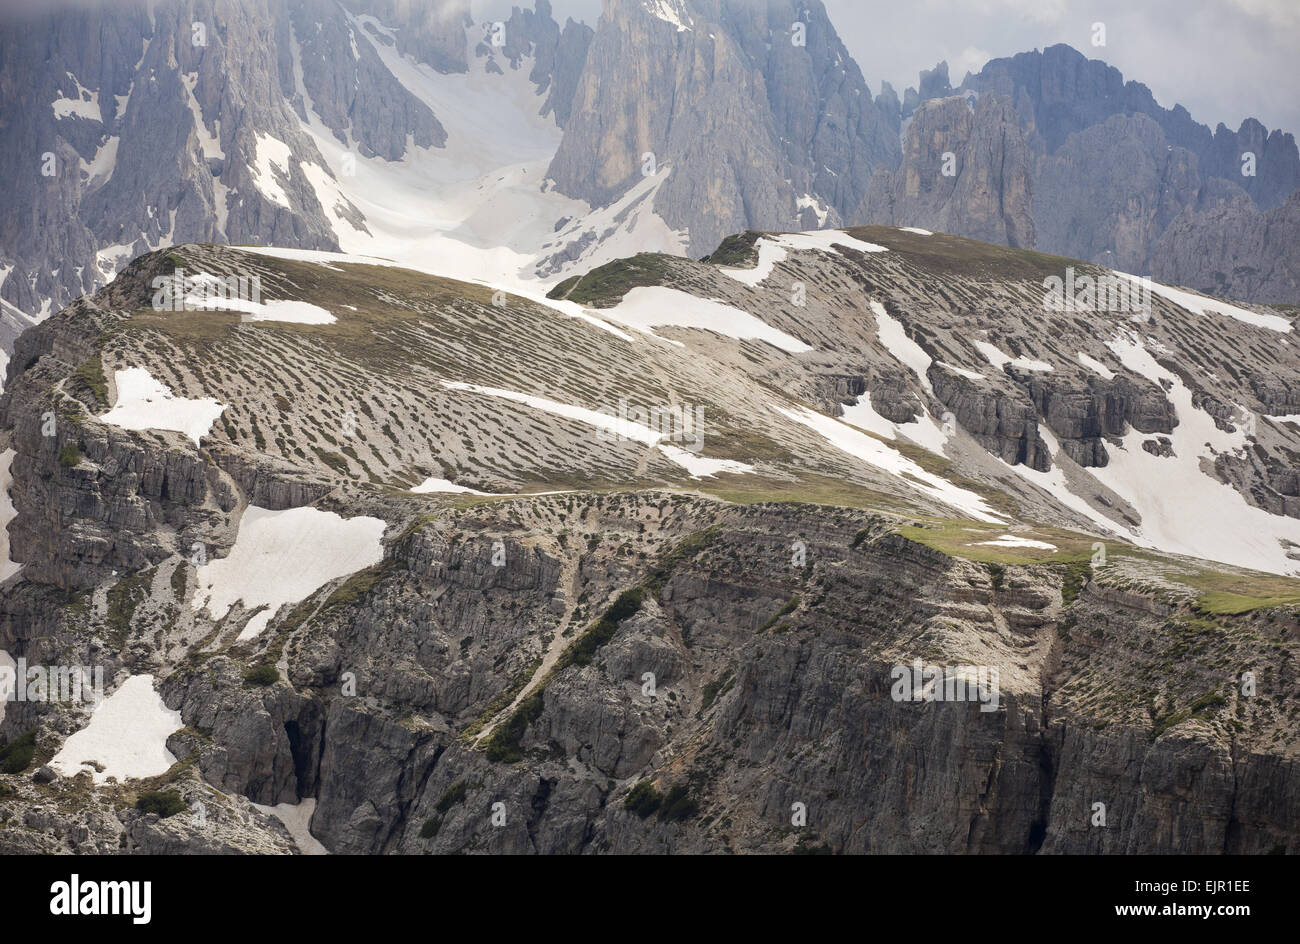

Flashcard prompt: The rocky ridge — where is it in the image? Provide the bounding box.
[0,231,1297,853]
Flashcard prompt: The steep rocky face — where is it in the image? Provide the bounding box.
[859,93,1035,248]
[4,0,1299,332]
[151,502,1300,855]
[1150,188,1300,305]
[290,0,452,160]
[1034,114,1200,274]
[494,0,593,128]
[873,43,1300,303]
[0,0,586,323]
[547,0,899,254]
[0,0,346,317]
[961,42,1300,204]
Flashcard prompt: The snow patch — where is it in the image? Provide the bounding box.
[52,77,101,121]
[441,381,754,478]
[100,367,225,446]
[974,340,1053,372]
[80,136,119,188]
[194,506,386,640]
[250,133,294,209]
[645,0,693,31]
[1090,333,1300,576]
[937,361,985,381]
[996,427,1141,542]
[718,230,887,287]
[253,799,328,855]
[899,226,933,235]
[839,395,948,455]
[181,277,336,324]
[796,194,830,226]
[871,300,933,393]
[1077,352,1115,380]
[410,477,492,495]
[607,286,812,353]
[974,535,1057,551]
[1116,272,1292,333]
[776,405,1001,522]
[49,675,182,784]
[657,445,754,478]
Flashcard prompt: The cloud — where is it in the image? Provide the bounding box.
[1228,0,1300,29]
[949,46,993,84]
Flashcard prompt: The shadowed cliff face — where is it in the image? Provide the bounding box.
[857,93,1035,249]
[545,0,900,255]
[0,236,1296,854]
[873,44,1300,304]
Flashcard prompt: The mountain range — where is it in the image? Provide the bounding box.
[2,0,1297,355]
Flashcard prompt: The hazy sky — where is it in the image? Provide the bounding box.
[502,0,1300,136]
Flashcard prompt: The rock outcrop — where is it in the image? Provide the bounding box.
[1150,188,1300,305]
[859,93,1035,249]
[869,43,1300,303]
[545,0,900,256]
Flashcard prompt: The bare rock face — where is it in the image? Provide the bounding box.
[859,93,1035,249]
[290,0,448,161]
[1,239,1298,854]
[1150,188,1300,305]
[0,0,351,319]
[1035,114,1199,273]
[352,0,471,74]
[0,0,499,324]
[870,41,1300,303]
[546,0,899,255]
[496,0,593,128]
[1201,118,1300,211]
[930,368,1050,470]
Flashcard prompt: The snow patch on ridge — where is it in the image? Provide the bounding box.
[441,381,754,478]
[410,477,492,495]
[182,275,336,324]
[194,506,386,641]
[607,286,812,353]
[718,230,887,287]
[974,535,1057,550]
[776,405,1001,522]
[1116,272,1292,333]
[100,367,225,445]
